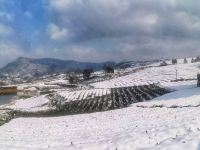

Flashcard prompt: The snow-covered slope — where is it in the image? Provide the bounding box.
[2,95,49,112]
[1,59,200,149]
[0,95,200,150]
[137,84,200,108]
[91,62,199,88]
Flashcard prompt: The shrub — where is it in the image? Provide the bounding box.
[68,75,78,84]
[83,69,93,80]
[104,66,114,74]
[172,59,177,64]
[184,58,188,64]
[66,72,79,84]
[195,56,200,62]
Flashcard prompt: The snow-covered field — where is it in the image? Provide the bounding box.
[1,93,200,150]
[0,89,111,113]
[91,62,199,88]
[58,88,111,102]
[1,59,200,149]
[137,85,200,108]
[1,95,49,112]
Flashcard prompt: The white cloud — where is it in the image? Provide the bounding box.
[49,0,77,12]
[24,11,33,19]
[47,23,69,40]
[0,24,13,36]
[54,46,113,62]
[0,43,22,57]
[47,0,169,41]
[0,12,14,22]
[0,42,24,67]
[0,0,199,64]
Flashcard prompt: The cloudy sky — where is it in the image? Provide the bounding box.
[0,0,200,67]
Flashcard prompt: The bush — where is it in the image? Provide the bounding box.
[195,56,200,62]
[104,66,114,74]
[66,72,79,84]
[68,75,78,84]
[191,58,195,63]
[83,69,93,80]
[184,58,188,64]
[172,59,177,64]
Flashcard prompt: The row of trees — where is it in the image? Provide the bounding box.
[160,58,188,66]
[191,56,200,63]
[173,58,188,64]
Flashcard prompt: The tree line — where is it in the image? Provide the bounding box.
[67,65,115,84]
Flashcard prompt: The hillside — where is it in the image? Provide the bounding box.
[0,57,115,79]
[1,58,200,149]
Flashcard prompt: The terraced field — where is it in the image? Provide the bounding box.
[0,84,171,124]
[48,84,170,114]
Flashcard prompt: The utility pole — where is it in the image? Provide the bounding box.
[176,69,178,81]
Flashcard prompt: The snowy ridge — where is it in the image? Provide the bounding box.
[0,57,115,79]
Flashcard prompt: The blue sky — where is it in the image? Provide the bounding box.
[0,0,200,67]
[0,0,48,50]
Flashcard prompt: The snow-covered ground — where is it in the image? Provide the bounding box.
[1,88,111,112]
[0,94,200,150]
[1,59,200,149]
[1,95,49,112]
[91,61,199,88]
[137,84,200,108]
[58,88,111,102]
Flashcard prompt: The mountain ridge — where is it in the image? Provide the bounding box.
[0,57,115,79]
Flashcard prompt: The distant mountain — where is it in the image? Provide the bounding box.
[115,60,160,69]
[0,57,115,79]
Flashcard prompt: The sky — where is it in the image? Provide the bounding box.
[0,0,200,67]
